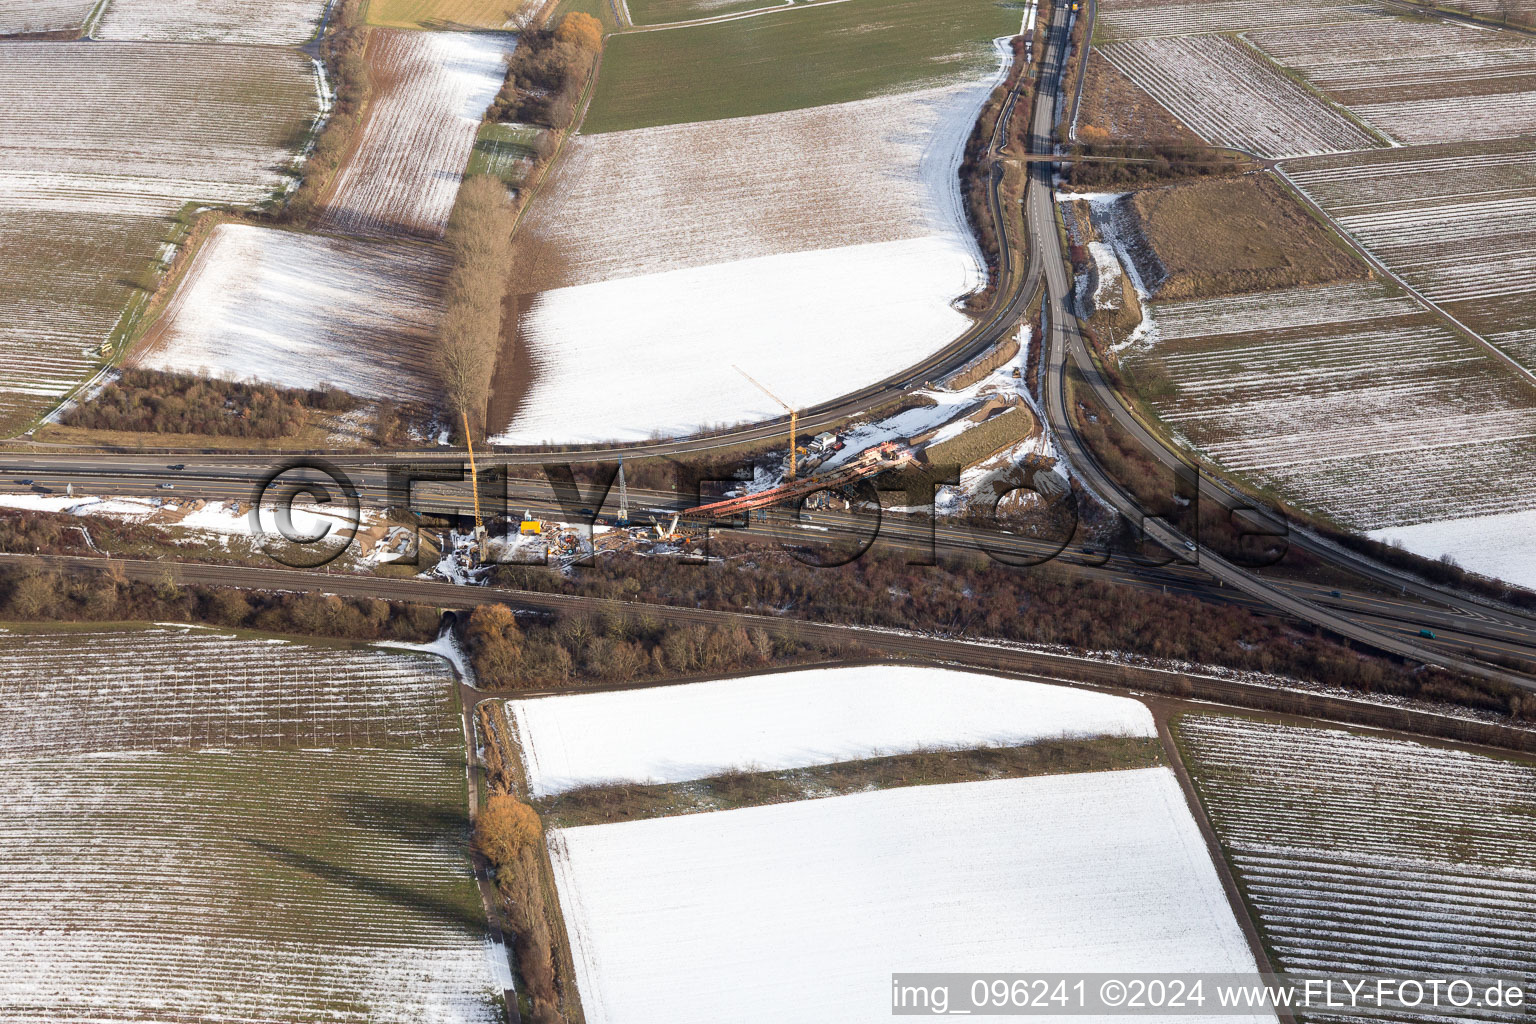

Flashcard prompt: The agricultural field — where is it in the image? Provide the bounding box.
[96,0,329,43]
[1283,144,1536,373]
[465,122,544,184]
[517,83,985,291]
[1115,174,1367,299]
[1075,51,1203,145]
[135,224,447,405]
[0,0,97,36]
[0,627,463,754]
[1094,0,1381,41]
[0,41,320,216]
[497,83,990,442]
[0,40,320,433]
[548,770,1268,1024]
[1442,0,1536,14]
[1123,280,1536,585]
[1250,18,1536,145]
[364,0,527,29]
[624,0,785,24]
[1100,35,1382,158]
[1177,714,1536,1012]
[582,0,1018,133]
[507,665,1156,797]
[319,30,513,238]
[0,211,167,433]
[0,626,507,1024]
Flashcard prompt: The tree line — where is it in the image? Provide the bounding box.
[459,602,857,690]
[436,176,518,437]
[0,562,439,642]
[484,537,1531,721]
[486,13,602,130]
[61,369,357,438]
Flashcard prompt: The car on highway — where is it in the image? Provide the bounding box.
[168,464,185,471]
[1419,628,1436,639]
[158,483,175,490]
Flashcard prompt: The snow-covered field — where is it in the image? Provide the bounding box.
[518,84,988,289]
[1180,715,1536,990]
[1356,92,1536,146]
[0,211,165,429]
[1369,509,1536,592]
[495,82,995,442]
[320,30,512,238]
[1124,281,1536,550]
[1095,0,1380,39]
[0,626,503,1024]
[549,769,1269,1024]
[96,0,329,43]
[1101,36,1380,158]
[503,237,981,442]
[1252,18,1536,103]
[1285,149,1536,372]
[137,224,446,403]
[0,0,96,34]
[507,665,1154,797]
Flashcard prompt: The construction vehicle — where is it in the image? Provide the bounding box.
[653,513,687,543]
[735,365,800,480]
[461,412,489,564]
[519,511,543,536]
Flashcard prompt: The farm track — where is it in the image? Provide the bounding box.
[10,1,1535,699]
[1274,163,1536,390]
[1023,7,1536,690]
[11,550,1536,753]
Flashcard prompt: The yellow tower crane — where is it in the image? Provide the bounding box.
[734,365,800,481]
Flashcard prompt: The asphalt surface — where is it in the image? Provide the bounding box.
[3,4,1534,690]
[11,549,1533,755]
[1020,6,1535,691]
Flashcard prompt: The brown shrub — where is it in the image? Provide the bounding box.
[475,793,542,866]
[555,11,602,51]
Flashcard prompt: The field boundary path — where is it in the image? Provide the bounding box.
[617,0,851,34]
[1148,701,1295,1024]
[14,550,1536,751]
[1274,163,1536,390]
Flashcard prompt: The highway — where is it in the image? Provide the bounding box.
[1015,4,1536,691]
[3,2,1534,691]
[10,452,1536,665]
[10,549,1532,755]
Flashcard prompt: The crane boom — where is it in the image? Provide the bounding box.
[462,411,488,563]
[734,365,799,480]
[462,411,483,531]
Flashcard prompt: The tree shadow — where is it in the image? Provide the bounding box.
[333,790,472,844]
[246,837,487,937]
